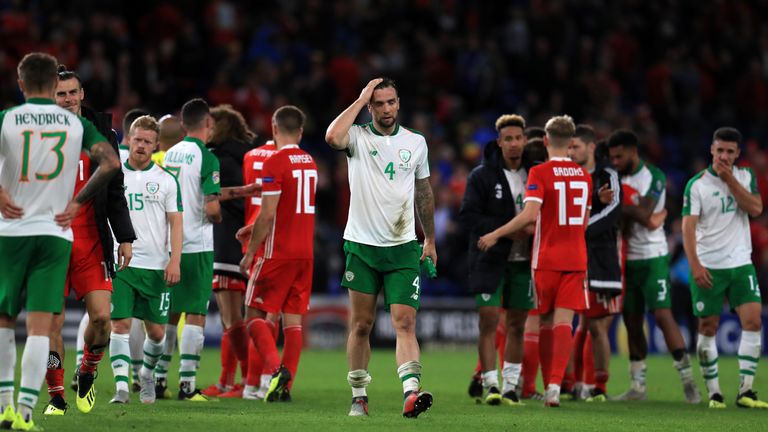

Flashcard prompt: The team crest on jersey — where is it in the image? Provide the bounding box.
[212,171,221,184]
[345,271,355,282]
[399,149,411,163]
[481,293,491,302]
[146,182,159,194]
[370,150,378,156]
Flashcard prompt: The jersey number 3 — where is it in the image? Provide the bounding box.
[554,181,589,226]
[292,169,317,214]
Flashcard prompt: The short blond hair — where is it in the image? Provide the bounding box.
[130,115,160,136]
[544,115,575,148]
[495,114,526,132]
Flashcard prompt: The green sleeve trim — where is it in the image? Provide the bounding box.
[79,115,107,150]
[682,170,705,216]
[645,163,666,198]
[159,166,183,211]
[745,167,759,194]
[200,146,221,195]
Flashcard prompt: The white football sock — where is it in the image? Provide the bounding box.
[109,333,131,393]
[129,319,145,382]
[179,324,205,392]
[140,336,165,378]
[502,362,522,394]
[738,330,761,394]
[482,369,499,390]
[0,328,15,411]
[696,334,720,397]
[17,335,49,420]
[154,324,177,379]
[75,313,89,369]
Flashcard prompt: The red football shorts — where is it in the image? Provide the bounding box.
[212,274,247,292]
[245,258,313,314]
[583,291,623,318]
[533,270,587,315]
[64,233,112,300]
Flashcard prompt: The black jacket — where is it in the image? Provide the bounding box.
[459,142,522,294]
[80,105,136,279]
[208,138,255,279]
[586,160,623,295]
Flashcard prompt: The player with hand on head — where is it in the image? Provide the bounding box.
[240,105,317,403]
[608,130,700,403]
[108,116,182,405]
[0,52,121,430]
[478,115,592,408]
[157,98,222,402]
[682,127,765,409]
[326,78,436,418]
[460,114,533,406]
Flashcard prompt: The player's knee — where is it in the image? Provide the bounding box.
[89,312,112,331]
[478,312,498,334]
[390,310,416,334]
[697,318,719,337]
[350,316,374,337]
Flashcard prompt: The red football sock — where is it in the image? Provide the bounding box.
[247,318,280,374]
[548,323,574,387]
[495,321,507,368]
[219,331,236,387]
[583,333,595,386]
[245,338,263,387]
[46,367,65,398]
[281,325,303,390]
[227,321,250,363]
[571,326,587,385]
[595,369,609,393]
[79,343,105,374]
[539,325,553,388]
[522,332,539,395]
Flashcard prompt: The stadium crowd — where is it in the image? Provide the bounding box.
[1,0,768,298]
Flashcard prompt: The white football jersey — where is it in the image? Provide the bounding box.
[119,144,129,163]
[682,166,758,269]
[622,160,668,260]
[343,122,430,247]
[122,161,182,270]
[503,167,530,262]
[163,137,220,253]
[0,98,106,241]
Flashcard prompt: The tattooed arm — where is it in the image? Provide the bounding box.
[205,194,222,223]
[415,177,437,266]
[55,141,120,228]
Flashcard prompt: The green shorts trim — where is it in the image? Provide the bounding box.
[171,252,213,315]
[475,261,533,310]
[0,235,70,315]
[623,255,672,314]
[341,240,421,310]
[112,267,170,324]
[690,264,761,317]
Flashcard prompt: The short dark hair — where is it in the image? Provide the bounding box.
[525,126,546,139]
[575,124,596,144]
[594,140,609,162]
[713,127,742,144]
[56,64,82,87]
[17,52,58,93]
[607,129,638,149]
[181,98,210,129]
[373,77,398,96]
[122,108,150,135]
[272,105,306,134]
[523,138,547,170]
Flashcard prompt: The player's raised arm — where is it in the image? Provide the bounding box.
[55,139,120,229]
[325,78,383,150]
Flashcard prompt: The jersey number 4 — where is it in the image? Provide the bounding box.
[292,169,317,214]
[19,130,67,181]
[553,181,589,226]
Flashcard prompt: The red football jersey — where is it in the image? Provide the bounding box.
[524,157,592,271]
[260,144,317,260]
[243,142,278,226]
[72,151,98,236]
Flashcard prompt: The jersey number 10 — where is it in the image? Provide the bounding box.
[292,169,317,214]
[553,181,589,226]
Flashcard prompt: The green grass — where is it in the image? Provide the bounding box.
[12,348,768,431]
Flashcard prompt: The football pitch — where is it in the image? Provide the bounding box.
[18,348,766,431]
